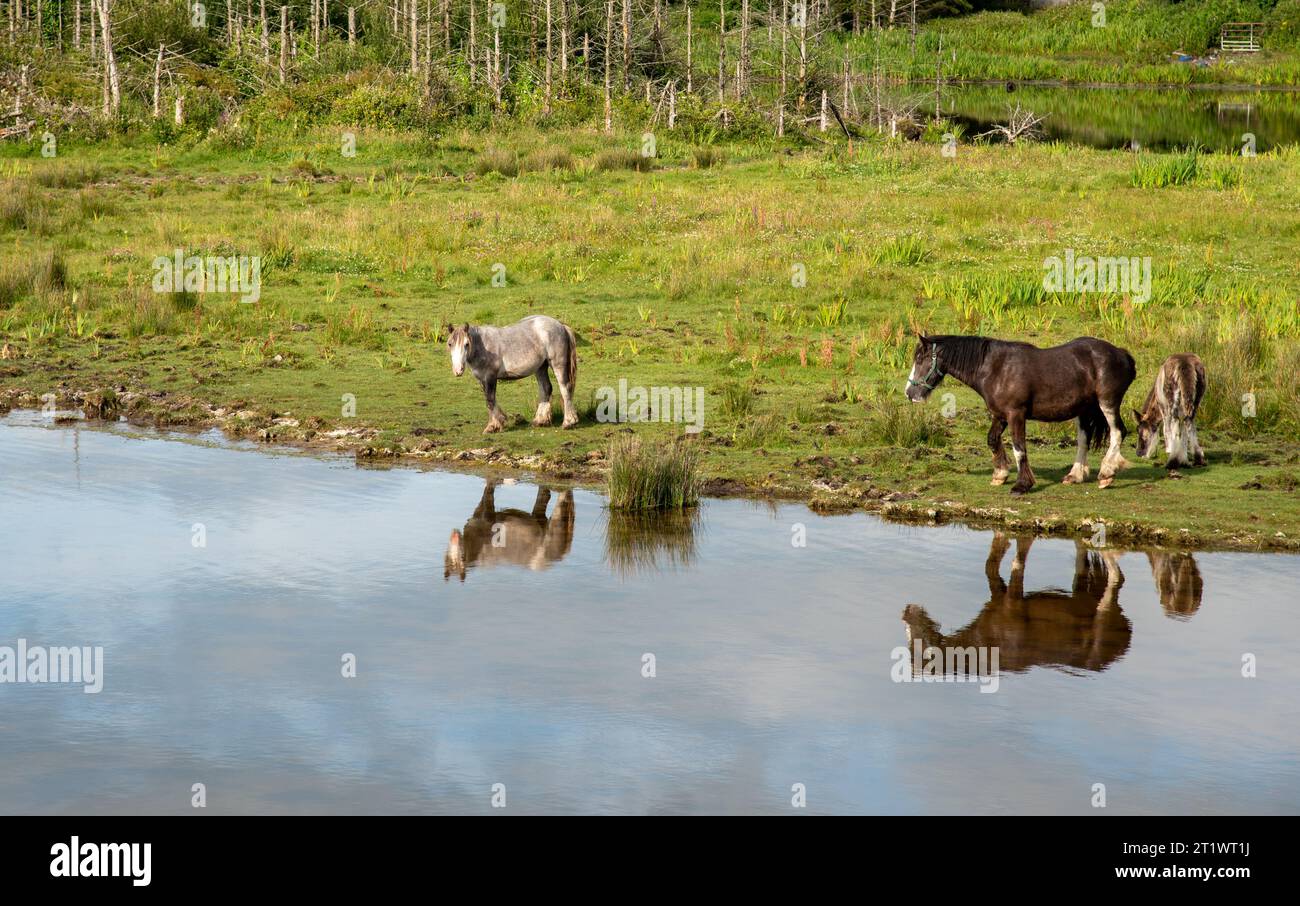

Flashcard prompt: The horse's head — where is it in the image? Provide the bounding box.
[904,335,945,402]
[447,324,471,377]
[1132,407,1160,458]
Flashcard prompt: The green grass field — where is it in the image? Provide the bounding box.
[4,122,1300,548]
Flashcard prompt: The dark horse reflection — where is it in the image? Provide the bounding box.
[902,534,1131,675]
[444,480,575,581]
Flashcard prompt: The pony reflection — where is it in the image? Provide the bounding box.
[444,480,575,581]
[1147,551,1203,619]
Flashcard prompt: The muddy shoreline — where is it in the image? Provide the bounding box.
[2,384,1296,554]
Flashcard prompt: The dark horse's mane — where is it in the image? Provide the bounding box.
[931,335,1014,377]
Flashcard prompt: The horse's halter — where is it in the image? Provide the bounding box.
[908,346,943,391]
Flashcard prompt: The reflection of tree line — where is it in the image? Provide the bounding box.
[942,86,1300,151]
[444,479,697,581]
[902,533,1205,676]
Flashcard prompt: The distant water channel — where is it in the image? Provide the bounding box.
[939,82,1300,152]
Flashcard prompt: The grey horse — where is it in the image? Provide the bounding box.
[447,315,579,433]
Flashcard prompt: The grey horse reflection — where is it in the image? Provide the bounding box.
[444,480,575,581]
[902,534,1131,675]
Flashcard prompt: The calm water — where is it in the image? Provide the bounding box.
[1,412,1298,815]
[942,83,1300,151]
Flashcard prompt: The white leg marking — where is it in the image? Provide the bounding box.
[1064,420,1090,483]
[1098,406,1127,487]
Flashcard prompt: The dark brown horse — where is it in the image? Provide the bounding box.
[904,335,1137,494]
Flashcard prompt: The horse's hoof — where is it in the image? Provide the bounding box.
[561,418,579,429]
[532,418,552,428]
[990,472,1009,486]
[1009,485,1030,496]
[1097,476,1114,489]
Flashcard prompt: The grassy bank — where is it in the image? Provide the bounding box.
[4,125,1300,549]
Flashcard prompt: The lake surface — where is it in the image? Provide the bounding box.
[1,411,1298,815]
[939,83,1300,151]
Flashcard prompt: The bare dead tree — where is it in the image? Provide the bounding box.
[717,0,724,102]
[560,0,568,80]
[410,0,418,75]
[544,0,552,113]
[152,43,164,117]
[620,0,629,91]
[279,5,288,84]
[93,0,120,112]
[977,103,1047,144]
[685,5,692,95]
[603,0,612,132]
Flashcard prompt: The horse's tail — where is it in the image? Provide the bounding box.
[1104,346,1137,444]
[1081,402,1111,451]
[564,325,578,387]
[1171,358,1198,421]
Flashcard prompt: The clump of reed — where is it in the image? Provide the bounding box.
[0,249,67,310]
[0,182,52,233]
[31,163,102,189]
[521,146,576,172]
[691,146,725,169]
[869,234,930,267]
[861,390,949,447]
[607,435,699,510]
[717,380,756,418]
[592,148,655,172]
[1131,147,1198,188]
[473,147,520,177]
[733,412,785,449]
[324,304,387,350]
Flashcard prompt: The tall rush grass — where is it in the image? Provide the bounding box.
[607,435,700,510]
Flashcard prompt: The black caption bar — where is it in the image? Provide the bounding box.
[0,817,1275,892]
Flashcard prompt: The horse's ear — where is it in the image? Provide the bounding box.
[462,322,470,332]
[1132,408,1142,424]
[918,333,931,346]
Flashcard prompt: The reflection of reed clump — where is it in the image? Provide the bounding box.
[603,508,700,577]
